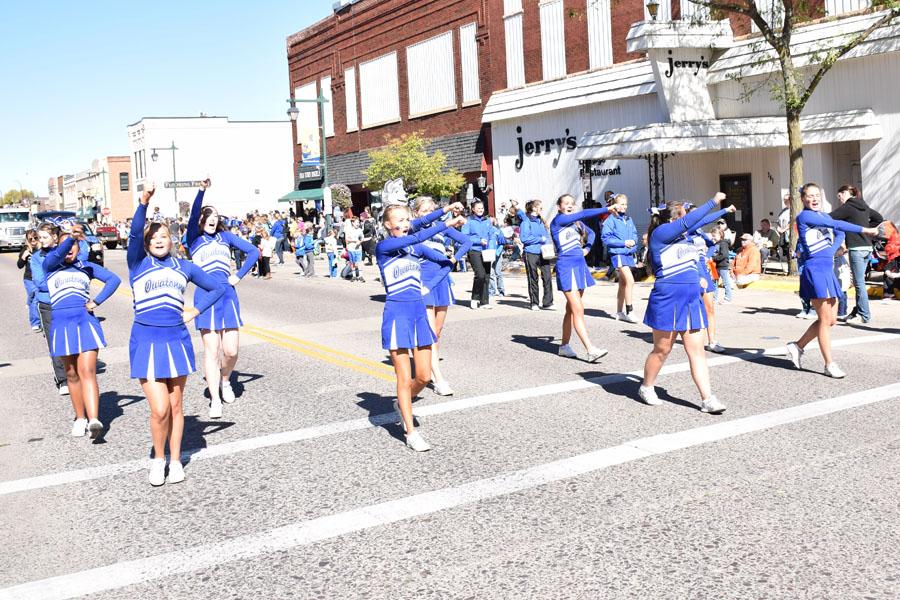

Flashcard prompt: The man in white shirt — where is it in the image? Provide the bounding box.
[344,217,365,282]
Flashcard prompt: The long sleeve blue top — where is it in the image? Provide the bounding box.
[43,237,121,309]
[601,213,638,257]
[127,203,226,326]
[648,199,728,282]
[516,210,550,255]
[796,209,863,264]
[461,215,492,250]
[376,223,453,302]
[550,208,608,261]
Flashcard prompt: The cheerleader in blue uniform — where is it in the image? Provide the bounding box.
[601,193,639,323]
[411,197,470,396]
[377,204,466,452]
[185,180,260,418]
[640,194,732,413]
[43,228,121,439]
[128,183,226,486]
[550,194,609,362]
[785,183,878,378]
[691,220,725,354]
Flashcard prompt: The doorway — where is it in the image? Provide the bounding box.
[719,174,753,237]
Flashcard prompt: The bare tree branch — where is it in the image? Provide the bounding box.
[800,8,900,106]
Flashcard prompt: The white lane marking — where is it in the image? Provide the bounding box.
[0,332,895,497]
[3,382,899,600]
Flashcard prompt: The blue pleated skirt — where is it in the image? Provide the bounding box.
[381,299,437,350]
[50,307,107,357]
[610,254,636,269]
[129,322,196,380]
[555,258,595,292]
[424,275,455,308]
[195,285,242,331]
[644,281,708,332]
[799,259,842,300]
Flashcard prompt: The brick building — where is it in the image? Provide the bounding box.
[287,0,876,220]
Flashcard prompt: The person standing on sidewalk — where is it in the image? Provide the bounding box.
[270,211,286,266]
[461,200,493,309]
[709,229,733,304]
[829,185,884,325]
[601,193,639,323]
[17,230,42,332]
[344,217,365,282]
[324,227,339,277]
[488,217,508,298]
[31,222,70,396]
[516,200,554,311]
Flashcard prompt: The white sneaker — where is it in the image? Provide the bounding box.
[87,418,103,440]
[706,342,725,354]
[785,342,803,370]
[71,418,87,437]
[433,380,454,396]
[558,344,577,358]
[58,384,70,396]
[843,314,863,325]
[622,312,639,324]
[700,395,727,414]
[481,302,494,310]
[586,347,608,363]
[405,430,432,452]
[530,304,540,311]
[470,300,479,310]
[148,458,166,486]
[221,382,236,404]
[799,310,817,320]
[824,363,846,379]
[166,460,185,484]
[209,398,223,419]
[638,386,663,406]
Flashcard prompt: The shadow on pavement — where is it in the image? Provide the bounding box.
[179,417,236,465]
[95,391,143,444]
[356,391,412,443]
[741,306,802,317]
[510,334,558,354]
[574,371,699,410]
[203,371,263,400]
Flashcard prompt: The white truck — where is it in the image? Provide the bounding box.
[0,207,31,251]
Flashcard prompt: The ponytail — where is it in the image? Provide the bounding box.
[645,200,685,270]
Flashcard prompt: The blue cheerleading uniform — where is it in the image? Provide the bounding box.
[644,199,728,331]
[601,212,639,269]
[127,203,226,380]
[42,237,121,357]
[693,230,717,295]
[550,208,608,292]
[411,209,473,308]
[376,223,454,350]
[186,190,260,331]
[796,209,862,300]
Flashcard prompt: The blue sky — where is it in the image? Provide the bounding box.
[0,0,335,196]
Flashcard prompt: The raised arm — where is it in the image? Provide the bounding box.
[554,208,608,228]
[185,188,206,245]
[43,236,77,273]
[88,263,122,306]
[411,208,445,232]
[799,210,864,235]
[127,203,148,269]
[377,222,448,255]
[184,262,226,314]
[692,208,731,233]
[223,231,261,280]
[443,226,473,262]
[652,198,720,245]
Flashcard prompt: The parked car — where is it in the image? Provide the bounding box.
[33,211,105,266]
[94,223,119,250]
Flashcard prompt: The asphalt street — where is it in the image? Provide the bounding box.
[1,249,899,599]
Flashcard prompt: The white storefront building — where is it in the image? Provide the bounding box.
[126,117,293,219]
[484,11,899,235]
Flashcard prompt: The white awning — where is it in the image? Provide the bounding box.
[574,109,882,161]
[481,61,656,124]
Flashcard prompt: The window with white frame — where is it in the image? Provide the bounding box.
[540,0,566,80]
[644,0,672,21]
[406,32,456,118]
[294,81,320,157]
[680,0,709,21]
[359,52,401,129]
[825,0,870,15]
[752,0,783,32]
[504,0,525,88]
[587,0,612,69]
[320,76,334,138]
[459,23,481,104]
[344,67,358,133]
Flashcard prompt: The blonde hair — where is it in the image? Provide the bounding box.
[382,204,410,223]
[609,193,628,207]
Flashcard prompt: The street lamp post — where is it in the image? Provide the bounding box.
[150,141,178,214]
[287,93,330,226]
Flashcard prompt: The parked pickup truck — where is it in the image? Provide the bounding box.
[94,224,119,250]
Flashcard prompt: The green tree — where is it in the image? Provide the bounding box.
[364,132,465,199]
[689,1,900,272]
[1,189,36,206]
